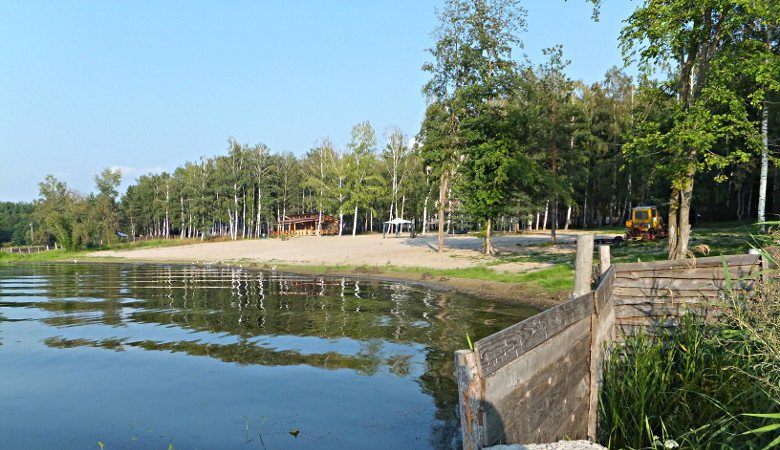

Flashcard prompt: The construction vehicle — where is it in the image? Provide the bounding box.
[625,205,667,241]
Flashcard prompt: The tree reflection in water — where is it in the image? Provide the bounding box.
[0,263,535,448]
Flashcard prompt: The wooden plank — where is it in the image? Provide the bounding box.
[486,333,590,445]
[615,265,759,280]
[594,266,615,312]
[613,286,727,299]
[615,254,759,272]
[613,296,720,306]
[588,297,615,439]
[599,245,611,275]
[613,277,751,290]
[614,303,718,319]
[481,317,592,402]
[474,292,594,377]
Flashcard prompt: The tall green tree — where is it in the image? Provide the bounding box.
[346,121,378,236]
[616,0,780,258]
[90,167,122,245]
[421,0,527,252]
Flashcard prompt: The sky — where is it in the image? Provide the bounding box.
[0,0,637,202]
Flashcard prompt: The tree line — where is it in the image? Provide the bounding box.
[4,0,779,259]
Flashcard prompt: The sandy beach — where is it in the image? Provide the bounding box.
[90,232,584,270]
[88,232,598,306]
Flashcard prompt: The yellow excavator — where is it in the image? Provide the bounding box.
[625,205,667,241]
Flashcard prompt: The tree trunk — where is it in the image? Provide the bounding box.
[421,194,428,236]
[437,172,448,252]
[758,99,769,228]
[551,198,558,244]
[484,217,494,255]
[668,172,694,260]
[565,205,572,230]
[542,201,549,231]
[180,196,185,239]
[352,205,359,237]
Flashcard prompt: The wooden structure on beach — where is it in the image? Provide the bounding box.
[274,213,339,236]
[455,239,763,449]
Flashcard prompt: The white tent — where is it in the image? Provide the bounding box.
[382,218,412,237]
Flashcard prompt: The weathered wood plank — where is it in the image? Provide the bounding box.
[486,333,590,445]
[613,297,715,307]
[588,294,615,439]
[613,286,727,300]
[474,292,593,377]
[481,317,592,402]
[614,303,720,319]
[573,234,595,297]
[613,276,754,290]
[455,350,484,450]
[615,265,759,280]
[594,266,615,312]
[615,254,759,272]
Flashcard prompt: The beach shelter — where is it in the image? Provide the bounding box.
[382,218,412,237]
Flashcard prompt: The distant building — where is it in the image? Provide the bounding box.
[274,213,339,236]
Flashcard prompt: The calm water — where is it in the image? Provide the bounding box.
[0,263,535,449]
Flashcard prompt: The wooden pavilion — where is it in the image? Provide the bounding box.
[274,213,339,236]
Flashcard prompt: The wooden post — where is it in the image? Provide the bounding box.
[455,350,484,450]
[599,245,611,275]
[573,234,594,298]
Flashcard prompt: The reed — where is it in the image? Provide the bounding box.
[598,252,780,449]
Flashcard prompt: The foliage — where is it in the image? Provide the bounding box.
[599,260,780,449]
[615,0,780,259]
[0,201,34,245]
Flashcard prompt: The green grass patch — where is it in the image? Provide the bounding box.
[260,261,574,294]
[0,248,84,263]
[92,238,202,251]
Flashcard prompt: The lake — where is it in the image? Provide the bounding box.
[0,263,536,449]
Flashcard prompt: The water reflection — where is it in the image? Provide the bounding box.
[0,263,535,449]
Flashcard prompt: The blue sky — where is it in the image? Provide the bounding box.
[0,1,636,202]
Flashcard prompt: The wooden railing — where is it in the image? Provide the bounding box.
[455,242,762,449]
[0,245,51,254]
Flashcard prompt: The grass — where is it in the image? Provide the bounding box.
[0,248,83,263]
[0,238,200,264]
[246,261,575,294]
[598,245,780,449]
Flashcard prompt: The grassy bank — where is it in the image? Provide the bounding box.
[599,252,780,449]
[240,260,574,300]
[0,238,200,264]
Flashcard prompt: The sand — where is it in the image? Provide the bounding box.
[88,231,608,306]
[90,232,581,270]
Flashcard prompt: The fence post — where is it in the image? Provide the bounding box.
[573,234,595,298]
[455,350,484,450]
[599,245,611,275]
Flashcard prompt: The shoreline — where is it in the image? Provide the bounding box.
[40,256,564,309]
[0,233,592,308]
[81,233,582,308]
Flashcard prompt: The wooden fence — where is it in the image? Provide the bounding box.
[0,245,51,254]
[455,245,762,449]
[612,254,760,339]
